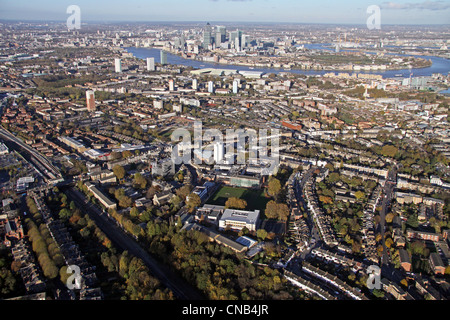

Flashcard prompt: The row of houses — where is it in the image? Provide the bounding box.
[361,185,383,264]
[301,262,369,300]
[396,191,446,208]
[11,239,47,294]
[283,270,337,300]
[310,247,366,273]
[342,164,389,180]
[304,177,338,248]
[46,219,103,300]
[397,179,449,195]
[286,171,310,250]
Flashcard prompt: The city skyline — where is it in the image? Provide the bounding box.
[0,0,449,25]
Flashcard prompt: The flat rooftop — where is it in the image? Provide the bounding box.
[220,208,260,224]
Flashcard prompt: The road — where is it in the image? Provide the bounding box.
[65,187,204,300]
[0,127,63,181]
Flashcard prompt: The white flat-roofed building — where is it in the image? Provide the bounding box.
[219,208,260,232]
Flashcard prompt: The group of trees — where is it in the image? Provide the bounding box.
[113,165,126,181]
[264,200,289,221]
[263,174,290,222]
[25,219,63,280]
[225,197,247,210]
[186,193,201,212]
[0,252,19,298]
[314,168,370,254]
[49,188,173,300]
[100,251,174,300]
[144,219,303,300]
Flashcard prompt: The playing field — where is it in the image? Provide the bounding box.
[206,186,270,212]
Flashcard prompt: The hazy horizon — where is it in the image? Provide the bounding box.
[0,0,449,25]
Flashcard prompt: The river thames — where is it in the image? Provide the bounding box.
[126,45,449,79]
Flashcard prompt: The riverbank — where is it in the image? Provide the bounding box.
[125,46,449,79]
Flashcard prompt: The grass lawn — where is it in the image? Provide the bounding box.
[206,186,271,213]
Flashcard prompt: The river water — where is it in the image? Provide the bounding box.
[125,44,449,79]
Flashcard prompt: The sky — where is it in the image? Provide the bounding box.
[0,0,449,25]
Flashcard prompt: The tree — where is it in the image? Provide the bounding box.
[257,229,268,241]
[385,237,394,249]
[328,172,340,184]
[319,195,333,204]
[381,145,398,158]
[113,165,126,181]
[119,196,133,209]
[59,208,72,220]
[130,207,140,218]
[267,178,281,198]
[133,173,147,189]
[225,197,247,210]
[146,186,159,200]
[176,185,193,201]
[265,200,279,220]
[406,213,419,229]
[385,213,395,224]
[186,193,201,212]
[355,191,365,201]
[265,201,289,221]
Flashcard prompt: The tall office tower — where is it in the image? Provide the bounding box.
[115,58,122,73]
[230,30,242,44]
[169,79,175,91]
[86,90,96,112]
[215,32,222,46]
[203,23,213,48]
[235,37,240,51]
[216,26,227,42]
[147,57,155,71]
[192,79,198,90]
[242,34,251,48]
[229,31,238,44]
[160,50,167,65]
[233,80,239,94]
[208,81,214,93]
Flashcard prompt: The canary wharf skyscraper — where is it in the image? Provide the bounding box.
[203,23,213,48]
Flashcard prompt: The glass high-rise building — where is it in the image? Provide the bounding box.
[216,26,227,42]
[203,23,213,48]
[160,50,167,65]
[229,30,242,44]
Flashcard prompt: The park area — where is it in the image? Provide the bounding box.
[206,185,270,213]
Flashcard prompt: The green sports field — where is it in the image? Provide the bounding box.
[206,186,270,212]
